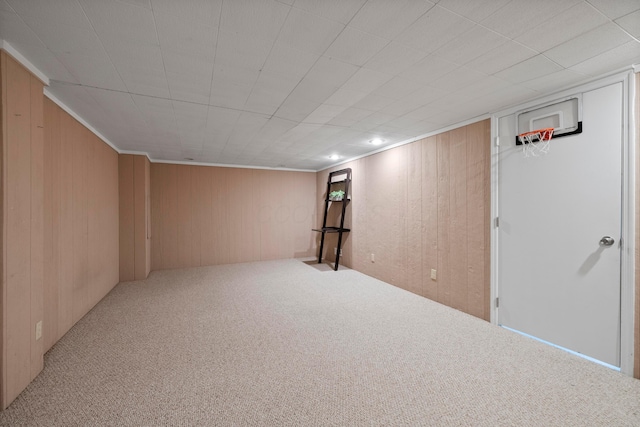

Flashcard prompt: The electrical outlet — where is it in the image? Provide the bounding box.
[430,269,437,281]
[371,253,375,263]
[333,248,343,256]
[35,321,42,341]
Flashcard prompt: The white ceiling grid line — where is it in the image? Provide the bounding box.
[0,0,638,171]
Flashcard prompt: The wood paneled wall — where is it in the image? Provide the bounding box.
[635,71,640,379]
[119,154,150,281]
[317,120,491,320]
[43,99,119,352]
[0,51,45,409]
[150,164,316,270]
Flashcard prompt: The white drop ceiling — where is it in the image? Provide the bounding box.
[1,0,639,171]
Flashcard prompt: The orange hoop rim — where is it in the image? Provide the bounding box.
[517,127,554,142]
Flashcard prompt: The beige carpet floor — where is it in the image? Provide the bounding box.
[1,259,639,426]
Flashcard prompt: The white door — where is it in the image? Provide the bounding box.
[497,83,622,367]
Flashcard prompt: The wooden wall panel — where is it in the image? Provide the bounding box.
[119,155,135,281]
[436,132,451,308]
[449,126,468,313]
[29,76,44,380]
[3,51,34,407]
[407,141,423,296]
[211,166,230,266]
[176,166,193,268]
[635,72,640,379]
[150,165,316,270]
[189,166,203,268]
[0,52,60,408]
[421,136,438,300]
[316,120,491,321]
[43,97,59,352]
[42,100,119,348]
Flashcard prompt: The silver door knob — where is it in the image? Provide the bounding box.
[599,236,615,247]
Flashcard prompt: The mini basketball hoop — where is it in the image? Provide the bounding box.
[517,127,554,157]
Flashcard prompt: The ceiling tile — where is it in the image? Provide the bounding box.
[117,64,170,98]
[275,96,322,122]
[303,104,349,124]
[349,0,434,40]
[324,88,368,108]
[244,72,298,115]
[292,0,367,24]
[395,6,475,54]
[521,69,589,93]
[289,77,339,104]
[324,26,389,66]
[6,0,93,29]
[155,14,217,59]
[448,75,512,103]
[151,0,222,26]
[433,25,510,66]
[276,8,344,55]
[163,49,214,81]
[48,81,107,121]
[261,42,320,81]
[8,41,79,83]
[215,30,273,71]
[363,41,427,76]
[382,86,448,116]
[56,52,128,91]
[465,40,538,75]
[586,0,640,19]
[166,76,212,104]
[84,86,144,130]
[494,55,564,84]
[339,67,393,93]
[103,37,165,71]
[219,0,289,42]
[616,10,640,38]
[209,67,255,109]
[204,106,242,146]
[515,2,609,52]
[80,0,158,45]
[0,0,14,12]
[21,16,107,59]
[303,56,359,89]
[437,0,511,22]
[544,23,633,68]
[399,54,458,85]
[130,94,175,129]
[569,41,640,75]
[371,76,420,100]
[481,0,582,39]
[119,0,151,10]
[0,11,45,48]
[427,66,490,92]
[352,93,397,112]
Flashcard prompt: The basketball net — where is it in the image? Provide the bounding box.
[518,128,554,157]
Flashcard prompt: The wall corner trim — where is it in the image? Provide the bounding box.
[1,40,49,86]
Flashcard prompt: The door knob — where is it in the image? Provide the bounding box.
[599,236,615,247]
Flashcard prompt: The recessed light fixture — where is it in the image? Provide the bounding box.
[329,154,339,160]
[369,138,384,146]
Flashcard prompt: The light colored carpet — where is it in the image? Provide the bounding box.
[1,259,639,426]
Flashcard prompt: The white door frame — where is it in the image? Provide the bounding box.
[490,70,636,376]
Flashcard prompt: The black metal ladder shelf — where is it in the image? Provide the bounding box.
[312,168,351,271]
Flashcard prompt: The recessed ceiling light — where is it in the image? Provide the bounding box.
[329,154,339,160]
[369,138,384,146]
